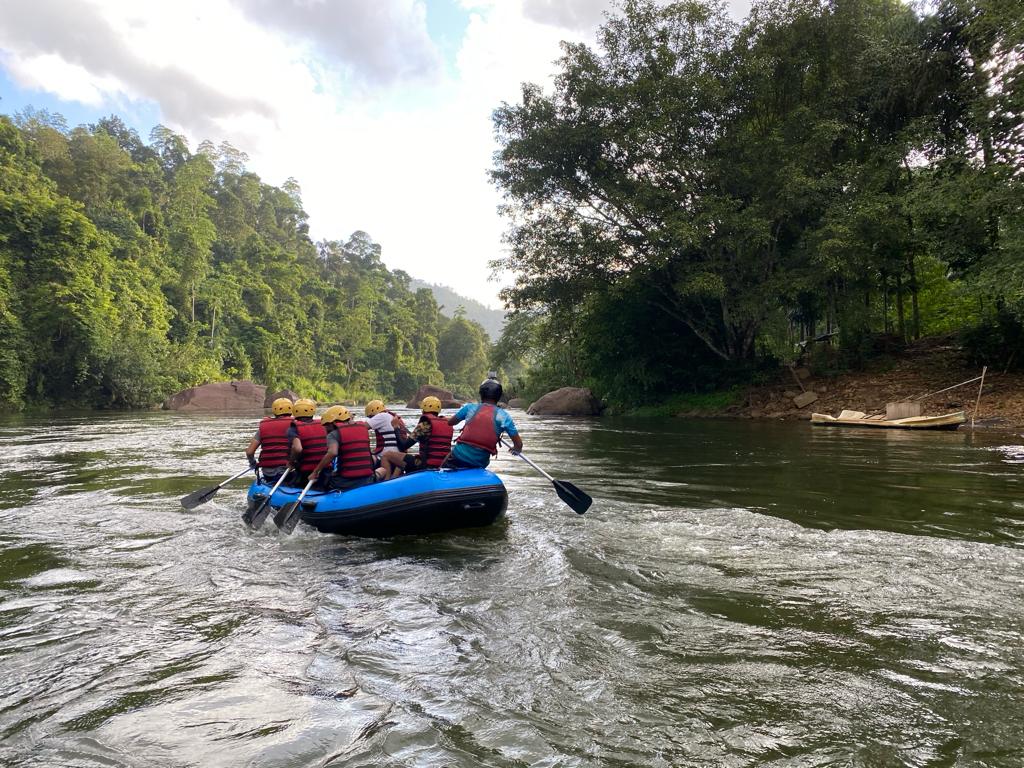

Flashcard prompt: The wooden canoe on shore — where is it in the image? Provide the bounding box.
[810,410,966,430]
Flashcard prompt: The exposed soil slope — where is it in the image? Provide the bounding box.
[697,339,1024,427]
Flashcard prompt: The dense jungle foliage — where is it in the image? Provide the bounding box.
[0,112,491,409]
[491,0,1023,407]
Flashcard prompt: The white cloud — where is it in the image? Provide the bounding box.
[0,0,752,308]
[233,0,442,86]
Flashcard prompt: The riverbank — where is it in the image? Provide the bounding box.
[674,339,1024,428]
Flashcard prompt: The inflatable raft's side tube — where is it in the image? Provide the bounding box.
[246,468,507,537]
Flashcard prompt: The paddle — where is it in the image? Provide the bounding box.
[499,439,592,515]
[180,467,253,510]
[274,478,315,535]
[242,467,291,530]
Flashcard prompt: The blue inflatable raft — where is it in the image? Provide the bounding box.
[246,468,507,537]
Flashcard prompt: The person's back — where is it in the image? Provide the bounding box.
[289,399,327,485]
[246,398,294,482]
[309,406,379,491]
[445,378,522,469]
[363,400,398,454]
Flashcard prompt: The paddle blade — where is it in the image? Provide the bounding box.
[553,480,592,515]
[243,497,273,530]
[276,502,304,535]
[180,485,220,510]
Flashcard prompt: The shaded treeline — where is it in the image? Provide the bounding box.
[490,0,1022,406]
[0,112,490,408]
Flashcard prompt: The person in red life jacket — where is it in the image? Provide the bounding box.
[287,398,327,487]
[245,397,294,483]
[443,376,522,469]
[378,396,454,480]
[309,406,383,491]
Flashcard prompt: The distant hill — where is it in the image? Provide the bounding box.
[410,280,506,340]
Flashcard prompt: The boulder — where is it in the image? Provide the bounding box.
[507,398,527,409]
[264,388,299,408]
[527,387,603,416]
[164,380,267,412]
[793,390,819,409]
[406,384,463,410]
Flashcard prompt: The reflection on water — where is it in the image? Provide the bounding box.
[0,411,1022,766]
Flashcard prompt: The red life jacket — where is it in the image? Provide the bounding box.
[257,415,292,469]
[335,422,375,479]
[295,419,327,473]
[422,413,453,468]
[456,404,499,456]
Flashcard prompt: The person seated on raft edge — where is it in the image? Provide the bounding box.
[287,398,327,488]
[246,397,294,484]
[361,400,400,464]
[442,376,522,470]
[308,406,384,492]
[378,396,454,480]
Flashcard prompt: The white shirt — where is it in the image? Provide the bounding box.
[363,411,398,449]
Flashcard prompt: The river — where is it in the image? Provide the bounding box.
[1,411,1023,767]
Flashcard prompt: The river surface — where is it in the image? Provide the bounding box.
[1,411,1023,767]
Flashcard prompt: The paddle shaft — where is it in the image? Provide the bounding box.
[181,466,255,509]
[220,467,254,489]
[498,437,554,480]
[498,437,592,514]
[510,449,554,481]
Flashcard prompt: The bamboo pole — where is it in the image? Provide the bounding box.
[971,366,988,430]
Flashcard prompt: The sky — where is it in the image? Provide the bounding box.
[0,0,751,308]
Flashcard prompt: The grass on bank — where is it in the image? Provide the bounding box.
[628,389,742,418]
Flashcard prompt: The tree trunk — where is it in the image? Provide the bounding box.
[895,273,906,342]
[882,277,889,334]
[907,255,921,340]
[191,281,196,324]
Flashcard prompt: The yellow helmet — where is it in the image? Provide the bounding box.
[365,399,386,417]
[321,405,351,424]
[271,397,293,416]
[421,396,442,414]
[293,398,317,418]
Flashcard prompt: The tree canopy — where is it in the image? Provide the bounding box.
[0,113,491,408]
[491,0,1023,406]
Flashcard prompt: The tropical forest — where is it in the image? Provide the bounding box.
[0,112,491,409]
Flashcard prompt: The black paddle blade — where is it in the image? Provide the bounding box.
[180,485,220,510]
[276,502,303,535]
[243,497,273,530]
[554,480,592,514]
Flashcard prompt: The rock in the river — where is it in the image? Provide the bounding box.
[527,387,603,416]
[263,388,299,408]
[406,385,463,410]
[507,398,527,409]
[164,380,267,412]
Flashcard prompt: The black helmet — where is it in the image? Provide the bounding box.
[479,377,503,402]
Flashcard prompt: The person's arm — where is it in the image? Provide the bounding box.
[395,428,419,451]
[245,435,260,469]
[448,404,470,427]
[289,437,302,467]
[309,441,338,482]
[501,413,522,455]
